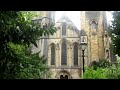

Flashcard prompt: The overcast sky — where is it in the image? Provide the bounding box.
[55,11,113,30]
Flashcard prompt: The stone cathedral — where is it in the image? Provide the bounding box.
[31,11,115,79]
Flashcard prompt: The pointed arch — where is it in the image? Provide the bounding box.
[59,38,71,46]
[55,70,72,79]
[90,19,98,25]
[90,19,98,29]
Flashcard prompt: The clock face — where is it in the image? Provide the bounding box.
[81,36,87,43]
[81,37,86,43]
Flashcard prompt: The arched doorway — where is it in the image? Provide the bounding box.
[60,75,68,79]
[56,70,72,79]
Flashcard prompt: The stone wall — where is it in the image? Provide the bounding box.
[31,11,111,79]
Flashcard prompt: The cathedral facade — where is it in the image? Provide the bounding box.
[31,11,114,79]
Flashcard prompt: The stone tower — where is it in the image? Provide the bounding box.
[40,11,55,25]
[80,11,112,64]
[31,11,55,58]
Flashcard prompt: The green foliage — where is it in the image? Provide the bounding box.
[90,59,112,70]
[109,11,120,56]
[83,58,120,79]
[16,53,48,79]
[105,58,120,79]
[98,60,112,68]
[83,67,106,79]
[0,11,56,79]
[46,71,53,79]
[7,42,48,79]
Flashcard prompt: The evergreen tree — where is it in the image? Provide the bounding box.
[109,11,120,56]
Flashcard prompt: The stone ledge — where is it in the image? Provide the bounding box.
[48,66,81,69]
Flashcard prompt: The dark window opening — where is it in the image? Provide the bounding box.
[62,22,66,36]
[61,41,67,65]
[74,44,78,66]
[60,75,68,79]
[51,44,55,65]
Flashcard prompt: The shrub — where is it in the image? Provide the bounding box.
[89,59,112,70]
[83,67,106,79]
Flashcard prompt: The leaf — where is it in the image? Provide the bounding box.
[31,40,38,48]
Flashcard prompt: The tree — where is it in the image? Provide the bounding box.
[109,11,120,56]
[0,11,56,79]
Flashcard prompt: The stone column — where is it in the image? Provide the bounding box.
[56,43,60,67]
[78,46,80,67]
[68,44,71,67]
[71,47,74,66]
[59,45,61,66]
[48,45,51,66]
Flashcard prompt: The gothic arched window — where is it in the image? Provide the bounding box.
[62,22,66,36]
[90,20,97,29]
[51,43,55,65]
[61,41,67,65]
[74,44,78,66]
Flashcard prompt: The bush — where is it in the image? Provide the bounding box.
[89,59,112,70]
[83,67,106,79]
[83,58,120,79]
[105,58,120,79]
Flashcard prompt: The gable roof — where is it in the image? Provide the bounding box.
[72,24,79,33]
[80,29,87,36]
[56,14,80,32]
[56,14,73,23]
